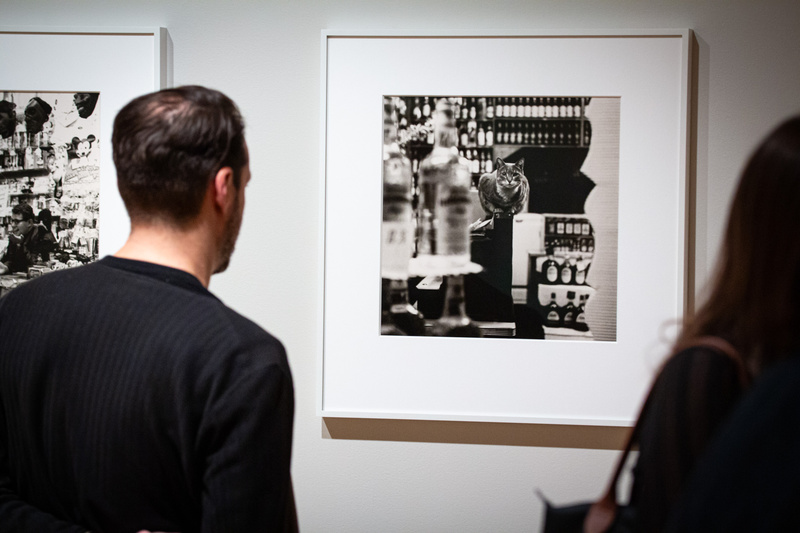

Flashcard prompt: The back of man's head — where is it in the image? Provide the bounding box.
[112,85,247,227]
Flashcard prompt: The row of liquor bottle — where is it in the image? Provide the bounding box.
[536,252,592,286]
[546,215,593,237]
[399,96,591,126]
[495,120,590,147]
[460,148,493,176]
[545,236,595,254]
[406,116,592,149]
[2,132,53,172]
[540,290,590,331]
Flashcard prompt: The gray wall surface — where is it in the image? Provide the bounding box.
[3,1,799,531]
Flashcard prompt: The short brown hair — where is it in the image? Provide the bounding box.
[112,85,247,226]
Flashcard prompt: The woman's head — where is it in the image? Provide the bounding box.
[681,116,800,371]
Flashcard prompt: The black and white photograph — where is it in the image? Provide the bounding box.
[0,91,101,296]
[381,94,620,341]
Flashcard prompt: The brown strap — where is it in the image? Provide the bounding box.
[686,335,751,388]
[583,336,747,533]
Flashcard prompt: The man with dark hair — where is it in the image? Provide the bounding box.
[24,96,52,135]
[0,203,57,275]
[0,86,297,532]
[0,100,16,139]
[73,92,99,119]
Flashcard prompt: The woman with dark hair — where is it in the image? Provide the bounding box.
[609,116,800,533]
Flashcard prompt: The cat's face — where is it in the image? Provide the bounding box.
[496,158,525,188]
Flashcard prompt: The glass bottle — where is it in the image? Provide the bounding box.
[387,278,425,336]
[542,248,559,285]
[459,125,469,148]
[565,217,574,236]
[381,279,406,335]
[574,259,589,285]
[381,97,414,281]
[561,291,577,329]
[560,257,575,285]
[412,97,422,123]
[430,275,482,337]
[575,294,589,331]
[544,291,561,327]
[416,100,472,268]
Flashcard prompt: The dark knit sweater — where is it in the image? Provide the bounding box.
[0,256,295,532]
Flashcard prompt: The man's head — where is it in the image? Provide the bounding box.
[0,100,17,139]
[73,92,99,119]
[11,204,36,236]
[25,97,52,135]
[112,85,248,228]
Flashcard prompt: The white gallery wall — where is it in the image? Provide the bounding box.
[3,1,800,531]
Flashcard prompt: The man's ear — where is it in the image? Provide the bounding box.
[212,166,235,213]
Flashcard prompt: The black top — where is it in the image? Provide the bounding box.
[665,352,800,532]
[629,346,745,532]
[0,256,295,532]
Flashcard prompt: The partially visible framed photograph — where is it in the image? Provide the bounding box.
[0,28,170,294]
[319,30,692,425]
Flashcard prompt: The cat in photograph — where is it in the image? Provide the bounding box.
[477,157,529,218]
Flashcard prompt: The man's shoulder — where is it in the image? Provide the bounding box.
[210,304,287,362]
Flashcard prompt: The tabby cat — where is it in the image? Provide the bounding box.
[478,157,529,217]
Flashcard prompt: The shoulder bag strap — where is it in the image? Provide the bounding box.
[583,335,747,533]
[689,335,751,388]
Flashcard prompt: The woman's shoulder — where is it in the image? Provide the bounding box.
[668,342,742,371]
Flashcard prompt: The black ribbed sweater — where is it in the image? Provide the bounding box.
[0,257,295,532]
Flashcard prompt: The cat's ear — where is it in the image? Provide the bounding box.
[496,158,504,169]
[516,158,525,171]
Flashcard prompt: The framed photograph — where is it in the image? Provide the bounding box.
[319,30,692,425]
[0,28,170,294]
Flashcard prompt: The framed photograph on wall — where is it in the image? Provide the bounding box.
[319,30,692,425]
[0,27,171,294]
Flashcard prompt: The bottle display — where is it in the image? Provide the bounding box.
[533,212,596,334]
